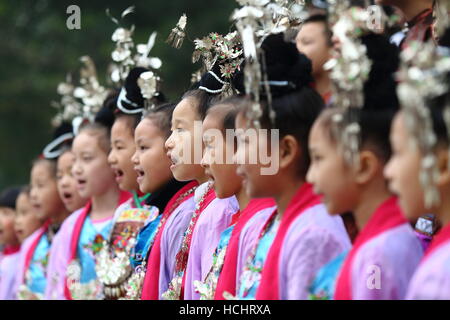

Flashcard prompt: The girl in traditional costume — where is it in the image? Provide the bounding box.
[15,162,67,300]
[385,28,450,299]
[15,187,43,245]
[136,110,198,299]
[162,80,241,300]
[122,102,196,300]
[96,66,166,300]
[193,97,276,300]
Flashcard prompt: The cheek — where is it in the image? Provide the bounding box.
[43,185,58,204]
[119,148,135,166]
[146,149,172,186]
[144,147,169,172]
[397,155,425,215]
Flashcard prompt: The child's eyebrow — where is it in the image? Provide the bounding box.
[173,118,188,126]
[136,138,148,145]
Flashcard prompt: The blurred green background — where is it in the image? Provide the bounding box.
[0,0,237,190]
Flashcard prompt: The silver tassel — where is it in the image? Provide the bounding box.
[166,14,187,49]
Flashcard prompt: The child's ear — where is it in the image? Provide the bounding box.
[355,150,381,185]
[279,135,299,171]
[437,147,450,187]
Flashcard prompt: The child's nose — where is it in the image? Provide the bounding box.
[131,151,139,165]
[165,134,174,150]
[107,150,117,166]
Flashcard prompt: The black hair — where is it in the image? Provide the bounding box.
[301,14,333,47]
[427,90,450,147]
[233,33,325,178]
[95,90,117,130]
[207,96,244,133]
[0,186,22,210]
[439,26,450,48]
[144,102,177,139]
[319,33,400,162]
[113,67,168,133]
[181,89,222,121]
[43,121,74,160]
[19,185,31,197]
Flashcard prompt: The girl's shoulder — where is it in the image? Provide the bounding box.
[58,207,86,235]
[361,223,422,260]
[353,223,423,278]
[287,204,349,243]
[21,224,48,253]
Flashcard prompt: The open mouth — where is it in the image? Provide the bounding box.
[114,168,124,179]
[167,152,179,166]
[204,170,215,182]
[77,179,87,189]
[134,167,145,181]
[62,191,73,201]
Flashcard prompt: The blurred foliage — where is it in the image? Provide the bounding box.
[0,0,237,190]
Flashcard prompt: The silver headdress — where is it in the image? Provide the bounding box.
[51,56,107,129]
[397,40,450,209]
[231,0,307,128]
[45,56,107,159]
[166,14,188,49]
[108,6,163,113]
[51,74,82,128]
[192,31,244,98]
[72,56,109,129]
[137,70,161,112]
[108,6,162,86]
[324,5,387,166]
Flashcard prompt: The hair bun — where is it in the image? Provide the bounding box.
[116,67,148,113]
[198,63,231,95]
[53,121,73,139]
[232,33,314,99]
[361,33,400,111]
[439,27,450,48]
[0,186,21,209]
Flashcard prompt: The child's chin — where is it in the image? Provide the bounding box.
[172,168,190,182]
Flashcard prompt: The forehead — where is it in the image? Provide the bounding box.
[111,116,135,139]
[391,112,410,142]
[309,120,335,149]
[57,151,74,166]
[72,131,102,152]
[32,160,52,177]
[297,21,326,37]
[16,193,30,205]
[135,118,163,140]
[173,98,197,123]
[202,112,223,132]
